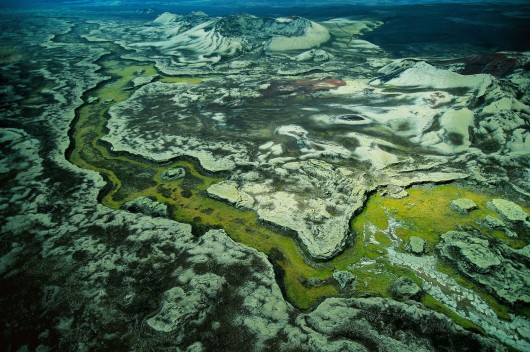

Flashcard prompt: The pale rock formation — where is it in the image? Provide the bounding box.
[437,231,530,304]
[451,198,478,214]
[488,199,528,223]
[406,236,427,255]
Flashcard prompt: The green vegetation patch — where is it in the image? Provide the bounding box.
[350,183,527,323]
[353,184,529,250]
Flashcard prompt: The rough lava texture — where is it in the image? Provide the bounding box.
[1,127,502,351]
[93,13,530,262]
[282,298,505,352]
[1,9,529,352]
[437,231,530,305]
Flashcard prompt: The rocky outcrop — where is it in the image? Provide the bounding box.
[389,277,422,300]
[104,81,254,172]
[488,199,529,224]
[147,273,226,334]
[131,74,158,89]
[477,215,505,230]
[235,159,369,261]
[437,231,530,305]
[161,167,186,181]
[283,297,505,352]
[405,236,427,255]
[451,198,478,214]
[206,181,254,208]
[381,184,408,199]
[439,231,501,274]
[293,49,333,62]
[332,270,356,291]
[122,196,169,218]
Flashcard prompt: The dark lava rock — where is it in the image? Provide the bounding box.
[303,297,506,352]
[460,53,518,77]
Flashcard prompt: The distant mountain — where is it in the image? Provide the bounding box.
[135,13,330,65]
[2,0,529,8]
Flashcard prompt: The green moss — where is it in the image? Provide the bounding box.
[374,231,392,247]
[70,61,161,209]
[348,184,527,327]
[108,167,339,309]
[422,295,484,333]
[356,185,529,250]
[352,196,388,232]
[159,76,204,84]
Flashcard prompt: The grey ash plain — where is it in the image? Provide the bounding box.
[1,2,530,351]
